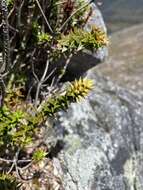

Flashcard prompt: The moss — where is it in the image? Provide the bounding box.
[0,173,21,190]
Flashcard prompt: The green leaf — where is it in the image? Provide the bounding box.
[32,150,48,162]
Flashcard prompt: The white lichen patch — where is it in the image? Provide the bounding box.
[123,153,143,190]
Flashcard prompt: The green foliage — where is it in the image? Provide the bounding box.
[32,149,48,162]
[0,0,108,187]
[0,78,93,152]
[0,106,25,146]
[58,27,108,53]
[71,0,91,27]
[38,33,52,43]
[0,173,21,190]
[7,0,14,9]
[0,96,41,148]
[43,78,93,115]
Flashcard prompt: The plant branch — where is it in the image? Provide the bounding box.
[34,60,49,107]
[59,0,92,32]
[35,0,54,34]
[55,53,73,85]
[0,157,31,163]
[0,0,11,72]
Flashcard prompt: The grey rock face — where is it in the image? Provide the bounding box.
[97,24,143,96]
[56,71,143,190]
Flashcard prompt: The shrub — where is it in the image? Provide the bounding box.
[0,0,108,188]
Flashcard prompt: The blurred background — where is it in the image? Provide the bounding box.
[98,0,143,33]
[96,0,143,94]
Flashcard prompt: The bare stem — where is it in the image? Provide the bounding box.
[55,53,73,85]
[59,0,92,32]
[0,157,31,163]
[35,0,54,34]
[34,60,49,107]
[0,0,11,72]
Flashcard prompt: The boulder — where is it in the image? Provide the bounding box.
[97,24,143,96]
[48,3,143,190]
[55,70,143,190]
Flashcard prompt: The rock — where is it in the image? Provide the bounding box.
[52,4,143,190]
[55,71,143,190]
[97,24,143,96]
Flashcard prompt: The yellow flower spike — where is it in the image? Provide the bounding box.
[68,78,94,100]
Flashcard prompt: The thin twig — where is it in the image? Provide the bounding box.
[8,24,19,33]
[42,67,56,82]
[16,164,33,181]
[7,148,20,174]
[10,148,33,181]
[34,60,49,107]
[19,161,33,171]
[0,78,6,107]
[55,53,73,85]
[54,1,67,6]
[59,0,92,32]
[0,0,11,71]
[35,0,54,34]
[7,162,15,174]
[17,0,24,29]
[31,63,39,83]
[0,157,31,163]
